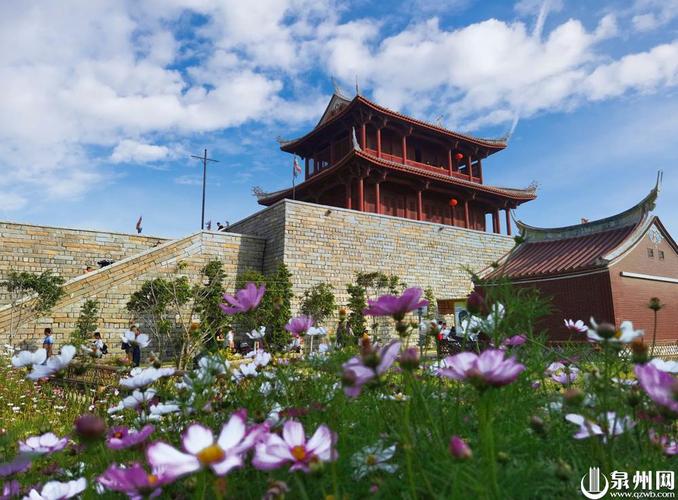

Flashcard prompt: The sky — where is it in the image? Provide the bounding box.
[0,0,676,238]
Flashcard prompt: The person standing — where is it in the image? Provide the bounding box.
[227,329,235,352]
[42,328,54,358]
[131,326,142,367]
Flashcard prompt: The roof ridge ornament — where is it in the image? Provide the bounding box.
[351,127,362,151]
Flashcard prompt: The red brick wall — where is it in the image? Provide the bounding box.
[609,224,678,343]
[513,272,615,342]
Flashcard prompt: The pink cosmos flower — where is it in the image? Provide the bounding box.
[342,341,401,398]
[565,412,634,442]
[363,287,428,320]
[98,463,173,499]
[284,316,314,336]
[501,335,527,347]
[545,362,579,385]
[252,420,337,472]
[0,455,31,477]
[438,349,525,388]
[106,425,155,450]
[220,283,265,314]
[448,436,472,459]
[2,480,20,499]
[635,363,678,414]
[564,319,587,334]
[649,429,678,456]
[146,410,265,478]
[19,433,68,456]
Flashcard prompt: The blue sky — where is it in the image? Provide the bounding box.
[0,0,676,238]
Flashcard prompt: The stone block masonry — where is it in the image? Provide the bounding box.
[230,199,515,316]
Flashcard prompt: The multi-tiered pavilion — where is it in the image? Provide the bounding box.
[257,92,536,234]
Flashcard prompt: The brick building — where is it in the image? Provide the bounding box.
[485,173,677,342]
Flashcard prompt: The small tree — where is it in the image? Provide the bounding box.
[0,270,65,347]
[193,260,229,348]
[300,283,336,325]
[263,263,293,352]
[346,283,367,337]
[424,288,437,320]
[70,299,100,346]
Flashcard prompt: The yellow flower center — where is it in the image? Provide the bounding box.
[366,454,378,466]
[197,444,225,464]
[614,329,622,339]
[113,432,124,439]
[147,474,158,486]
[291,445,307,461]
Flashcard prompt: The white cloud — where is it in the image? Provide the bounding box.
[0,192,28,211]
[111,140,171,163]
[630,0,678,32]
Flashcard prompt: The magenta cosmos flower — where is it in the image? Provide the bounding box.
[635,363,678,414]
[448,436,472,459]
[253,420,337,473]
[501,335,527,347]
[220,283,265,314]
[146,410,265,478]
[438,349,525,388]
[342,341,401,398]
[106,425,154,450]
[0,455,31,477]
[98,463,173,500]
[363,287,428,320]
[284,316,314,336]
[18,432,68,456]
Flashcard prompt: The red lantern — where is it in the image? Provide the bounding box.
[449,198,458,207]
[454,152,464,161]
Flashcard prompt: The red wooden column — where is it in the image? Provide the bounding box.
[375,182,381,215]
[464,200,470,229]
[478,158,484,184]
[417,190,423,221]
[361,124,366,149]
[505,208,512,235]
[401,135,407,164]
[376,128,382,158]
[466,155,473,181]
[358,176,364,211]
[345,181,352,209]
[447,148,453,175]
[304,157,309,179]
[492,208,501,234]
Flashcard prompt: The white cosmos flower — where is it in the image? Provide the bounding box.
[148,402,180,421]
[247,350,271,368]
[12,349,47,368]
[120,331,150,348]
[306,327,327,337]
[649,358,678,374]
[246,327,266,340]
[565,412,635,442]
[564,319,588,333]
[587,318,643,343]
[25,478,86,500]
[232,361,259,382]
[198,355,229,375]
[350,441,398,479]
[121,389,157,410]
[119,367,175,389]
[27,346,76,381]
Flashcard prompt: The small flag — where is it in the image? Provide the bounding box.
[136,216,143,234]
[293,157,302,178]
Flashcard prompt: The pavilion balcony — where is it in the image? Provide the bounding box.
[364,148,482,183]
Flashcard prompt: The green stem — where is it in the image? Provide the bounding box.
[403,387,419,499]
[293,473,311,500]
[477,391,499,500]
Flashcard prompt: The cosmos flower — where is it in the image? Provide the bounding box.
[306,326,327,337]
[587,318,643,343]
[220,283,265,314]
[98,463,173,499]
[649,429,678,456]
[342,341,401,398]
[2,479,20,499]
[565,412,635,442]
[545,362,579,385]
[24,478,86,500]
[501,335,527,347]
[460,303,505,336]
[246,326,266,340]
[0,455,31,477]
[363,287,428,321]
[121,331,150,349]
[563,319,587,334]
[350,441,397,479]
[284,316,315,336]
[635,363,678,414]
[106,425,155,450]
[19,433,68,456]
[648,358,678,374]
[253,420,337,473]
[110,389,157,414]
[232,362,259,381]
[11,349,46,368]
[245,350,271,368]
[146,411,265,478]
[148,403,180,421]
[438,349,525,388]
[119,367,175,390]
[448,436,472,459]
[27,345,77,381]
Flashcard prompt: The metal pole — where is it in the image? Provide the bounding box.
[201,149,207,230]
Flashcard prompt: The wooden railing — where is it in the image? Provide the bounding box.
[364,149,481,182]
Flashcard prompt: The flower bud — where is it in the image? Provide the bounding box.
[630,339,648,364]
[74,414,106,441]
[529,415,546,436]
[338,307,348,319]
[395,320,410,337]
[595,322,617,340]
[647,297,663,312]
[497,451,510,464]
[555,459,573,481]
[627,389,641,408]
[448,436,472,459]
[563,388,585,406]
[399,347,420,371]
[466,292,485,315]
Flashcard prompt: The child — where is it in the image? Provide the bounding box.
[42,328,54,358]
[93,331,108,355]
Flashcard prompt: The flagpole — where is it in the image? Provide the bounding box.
[292,155,297,200]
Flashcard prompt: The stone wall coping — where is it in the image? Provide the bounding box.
[0,219,170,241]
[230,198,514,240]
